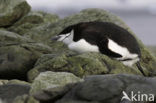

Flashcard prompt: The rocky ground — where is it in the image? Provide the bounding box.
[147,46,156,57]
[0,0,156,103]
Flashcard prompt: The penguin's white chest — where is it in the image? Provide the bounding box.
[68,39,99,53]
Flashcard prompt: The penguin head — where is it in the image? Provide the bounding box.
[51,25,75,45]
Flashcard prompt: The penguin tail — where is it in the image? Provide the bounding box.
[136,62,146,76]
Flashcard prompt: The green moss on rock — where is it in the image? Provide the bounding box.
[30,71,82,94]
[0,30,52,80]
[147,46,156,57]
[0,0,31,27]
[13,95,39,103]
[28,53,142,82]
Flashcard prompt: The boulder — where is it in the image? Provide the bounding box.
[30,71,82,94]
[0,0,31,27]
[147,46,156,57]
[0,30,52,80]
[13,12,44,26]
[0,83,30,103]
[0,80,37,103]
[13,95,39,103]
[28,53,140,82]
[0,80,9,85]
[8,11,59,36]
[33,83,74,103]
[56,74,156,103]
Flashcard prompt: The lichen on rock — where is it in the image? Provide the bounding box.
[30,71,82,94]
[0,30,52,80]
[0,0,31,27]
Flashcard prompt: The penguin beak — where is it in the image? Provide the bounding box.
[51,36,60,41]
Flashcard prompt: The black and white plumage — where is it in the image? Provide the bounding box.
[51,21,145,76]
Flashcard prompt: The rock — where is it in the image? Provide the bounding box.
[0,0,31,27]
[56,74,156,103]
[28,53,141,82]
[0,30,52,80]
[0,80,9,85]
[8,11,59,36]
[0,83,30,103]
[0,80,32,103]
[38,11,59,23]
[30,71,82,94]
[7,79,31,85]
[13,95,39,103]
[147,46,156,57]
[33,84,74,103]
[13,12,44,26]
[14,11,59,26]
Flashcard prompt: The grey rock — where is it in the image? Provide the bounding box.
[30,71,83,94]
[56,74,156,103]
[33,84,74,103]
[8,11,59,36]
[147,46,156,57]
[13,11,44,26]
[0,30,52,80]
[0,80,9,85]
[0,0,31,27]
[13,95,39,103]
[27,52,141,82]
[0,84,30,103]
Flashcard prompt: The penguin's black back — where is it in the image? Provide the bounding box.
[59,22,141,58]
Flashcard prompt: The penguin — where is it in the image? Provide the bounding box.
[51,21,145,76]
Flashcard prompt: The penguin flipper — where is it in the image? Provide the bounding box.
[97,36,122,58]
[136,62,146,76]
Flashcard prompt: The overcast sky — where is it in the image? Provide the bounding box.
[26,0,156,12]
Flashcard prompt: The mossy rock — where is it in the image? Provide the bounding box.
[147,46,156,57]
[8,11,59,36]
[13,11,44,26]
[0,0,31,27]
[30,71,82,94]
[28,53,142,82]
[0,30,52,80]
[0,83,31,103]
[13,95,39,103]
[0,79,32,103]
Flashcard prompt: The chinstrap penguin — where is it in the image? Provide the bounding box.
[51,21,145,76]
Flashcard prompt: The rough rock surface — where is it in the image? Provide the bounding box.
[147,46,156,57]
[8,11,59,36]
[33,84,74,103]
[55,74,156,103]
[13,95,39,103]
[0,30,52,80]
[30,71,82,94]
[0,83,30,103]
[27,53,141,82]
[0,0,31,27]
